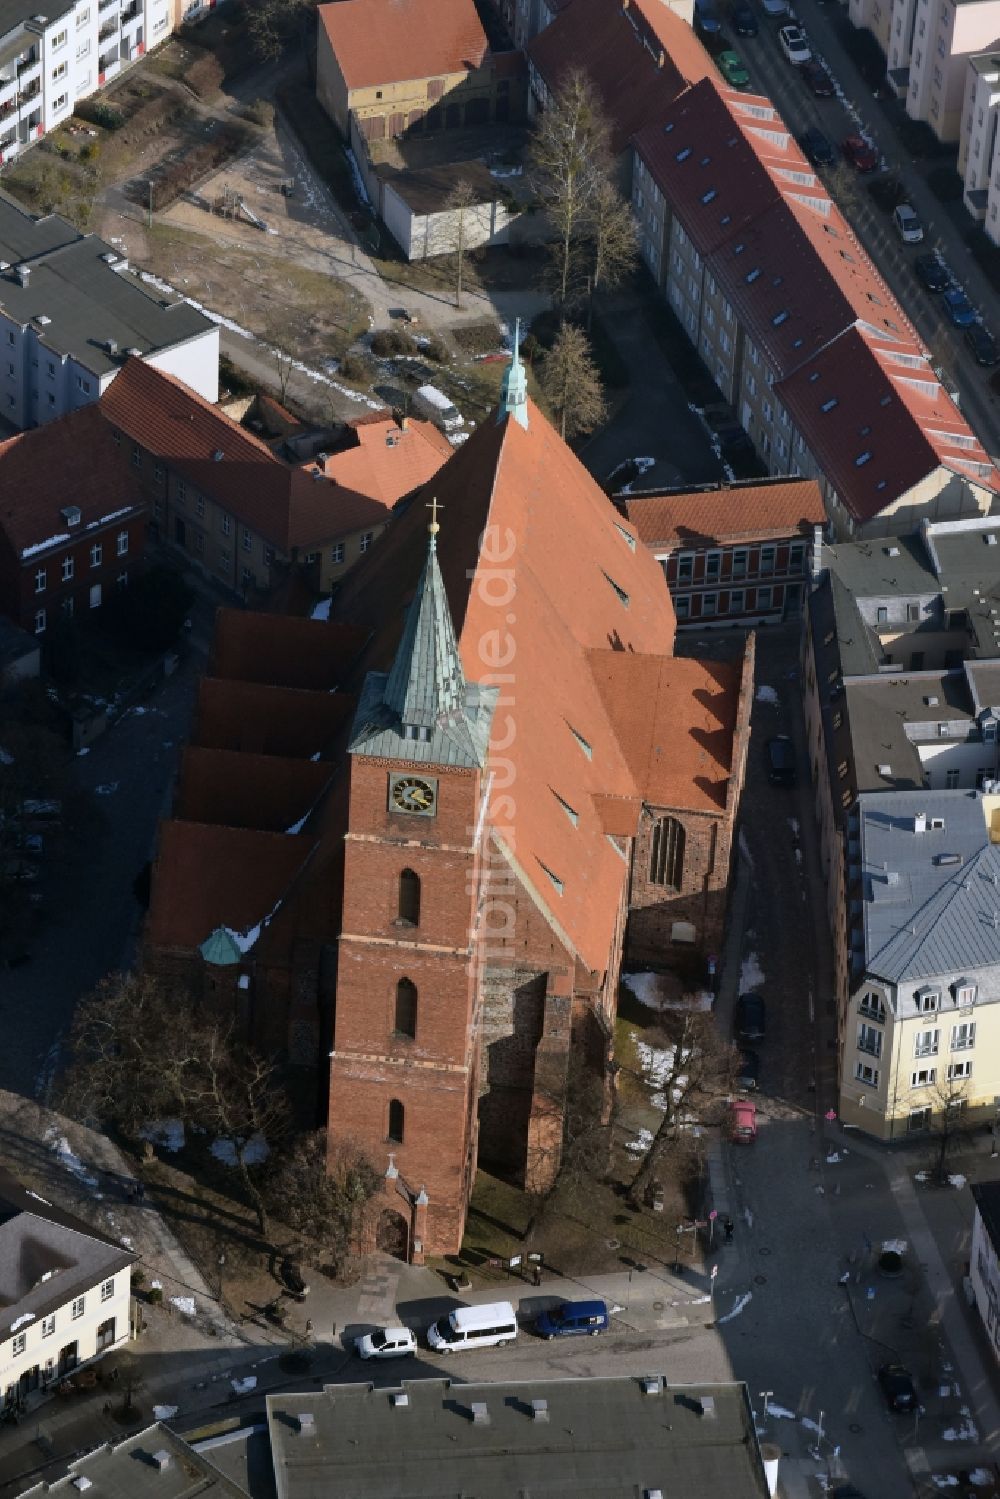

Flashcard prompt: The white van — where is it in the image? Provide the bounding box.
[413,383,464,433]
[426,1300,518,1352]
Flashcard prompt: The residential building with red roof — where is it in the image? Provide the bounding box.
[317,0,519,143]
[142,348,753,1260]
[527,0,715,160]
[633,79,998,538]
[621,477,825,627]
[99,360,450,601]
[0,404,145,636]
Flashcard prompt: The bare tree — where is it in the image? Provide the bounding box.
[529,68,612,313]
[441,177,480,309]
[585,178,638,327]
[928,1072,975,1184]
[265,324,296,407]
[265,1130,381,1268]
[624,1010,739,1208]
[538,322,606,440]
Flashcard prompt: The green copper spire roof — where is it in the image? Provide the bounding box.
[349,500,497,768]
[498,318,528,428]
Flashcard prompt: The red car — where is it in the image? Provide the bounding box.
[801,58,835,96]
[841,134,879,171]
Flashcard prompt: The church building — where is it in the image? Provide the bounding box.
[144,344,753,1261]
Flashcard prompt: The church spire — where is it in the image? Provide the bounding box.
[498,318,528,429]
[383,499,467,736]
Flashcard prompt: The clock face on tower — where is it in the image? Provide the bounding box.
[388,773,438,816]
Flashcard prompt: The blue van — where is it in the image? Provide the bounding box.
[535,1299,610,1339]
[694,0,722,32]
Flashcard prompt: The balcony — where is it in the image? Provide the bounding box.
[16,82,40,106]
[98,46,120,71]
[98,17,119,39]
[120,3,141,19]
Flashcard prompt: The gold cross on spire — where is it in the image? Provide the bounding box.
[427,496,443,537]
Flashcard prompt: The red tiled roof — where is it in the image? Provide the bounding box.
[0,404,144,562]
[210,610,369,689]
[635,79,998,523]
[99,360,404,553]
[317,0,488,91]
[315,416,451,511]
[194,678,356,758]
[528,0,715,155]
[176,747,334,832]
[622,480,825,548]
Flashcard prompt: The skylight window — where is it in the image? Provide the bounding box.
[772,311,789,326]
[613,522,637,551]
[746,267,761,283]
[676,147,692,162]
[860,424,871,436]
[793,337,803,348]
[855,451,872,466]
[720,213,732,225]
[821,397,838,412]
[879,394,892,406]
[539,862,564,896]
[554,792,579,827]
[569,724,593,760]
[664,121,675,133]
[809,371,820,383]
[772,275,783,287]
[876,480,887,491]
[734,242,746,255]
[604,571,631,608]
[701,189,717,204]
[700,155,711,165]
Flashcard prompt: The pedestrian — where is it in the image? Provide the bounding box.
[137,1181,145,1204]
[532,1263,542,1288]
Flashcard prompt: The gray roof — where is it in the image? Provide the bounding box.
[0,1168,135,1340]
[18,1423,251,1497]
[859,790,1000,986]
[350,535,496,766]
[0,235,211,375]
[824,533,936,606]
[266,1377,769,1499]
[967,660,1000,715]
[928,523,1000,656]
[0,196,81,267]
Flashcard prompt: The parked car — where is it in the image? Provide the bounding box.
[695,0,722,32]
[1,858,39,883]
[779,23,811,61]
[729,0,758,33]
[737,1049,760,1090]
[355,1326,417,1360]
[892,203,923,243]
[800,127,836,166]
[914,253,950,291]
[877,1363,918,1412]
[965,323,999,366]
[841,134,879,172]
[943,287,977,327]
[717,48,750,86]
[760,0,788,17]
[800,58,834,95]
[535,1299,610,1339]
[728,1098,757,1144]
[766,734,796,786]
[427,1300,518,1352]
[735,993,766,1043]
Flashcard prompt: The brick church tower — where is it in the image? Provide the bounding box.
[328,505,497,1261]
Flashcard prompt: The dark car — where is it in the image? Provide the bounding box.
[536,1300,610,1339]
[878,1363,918,1412]
[965,323,999,367]
[944,287,977,327]
[800,127,836,166]
[914,253,950,292]
[735,993,766,1044]
[801,58,835,95]
[766,734,796,786]
[841,134,879,171]
[716,424,755,455]
[832,1487,869,1499]
[737,1049,760,1090]
[729,0,758,32]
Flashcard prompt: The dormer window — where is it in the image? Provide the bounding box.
[915,986,939,1013]
[953,980,977,1008]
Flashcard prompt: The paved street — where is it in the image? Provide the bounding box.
[729,7,1000,459]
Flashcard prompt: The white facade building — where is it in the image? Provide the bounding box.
[0,0,177,167]
[875,0,1000,143]
[0,1169,134,1408]
[959,48,1000,241]
[971,1182,1000,1364]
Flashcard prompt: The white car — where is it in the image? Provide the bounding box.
[893,203,924,243]
[779,24,811,63]
[355,1326,417,1360]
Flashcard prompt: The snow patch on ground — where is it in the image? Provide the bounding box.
[765,1402,797,1421]
[739,952,764,991]
[755,685,779,705]
[140,1119,186,1153]
[625,1126,654,1157]
[948,1174,967,1189]
[153,1405,179,1420]
[210,1133,270,1167]
[739,829,754,869]
[943,1417,979,1441]
[623,971,713,1013]
[45,1129,100,1192]
[231,1375,258,1395]
[717,1292,752,1324]
[170,1296,197,1317]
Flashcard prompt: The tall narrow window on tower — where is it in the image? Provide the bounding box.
[395,978,418,1038]
[388,1099,405,1144]
[649,816,686,890]
[398,868,421,925]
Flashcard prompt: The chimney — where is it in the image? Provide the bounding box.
[391,1391,409,1408]
[151,1450,172,1472]
[471,1402,490,1425]
[15,263,29,286]
[531,1399,549,1422]
[640,1377,661,1396]
[913,811,926,833]
[400,415,409,430]
[296,1413,315,1435]
[697,1396,717,1419]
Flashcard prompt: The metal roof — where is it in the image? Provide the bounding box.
[18,1424,251,1497]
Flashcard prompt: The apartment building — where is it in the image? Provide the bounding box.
[0,1168,134,1409]
[0,403,145,634]
[620,478,824,627]
[633,79,997,537]
[958,48,1000,243]
[0,0,179,165]
[838,789,1000,1139]
[99,359,449,599]
[0,196,217,430]
[970,1182,1000,1365]
[874,0,1000,143]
